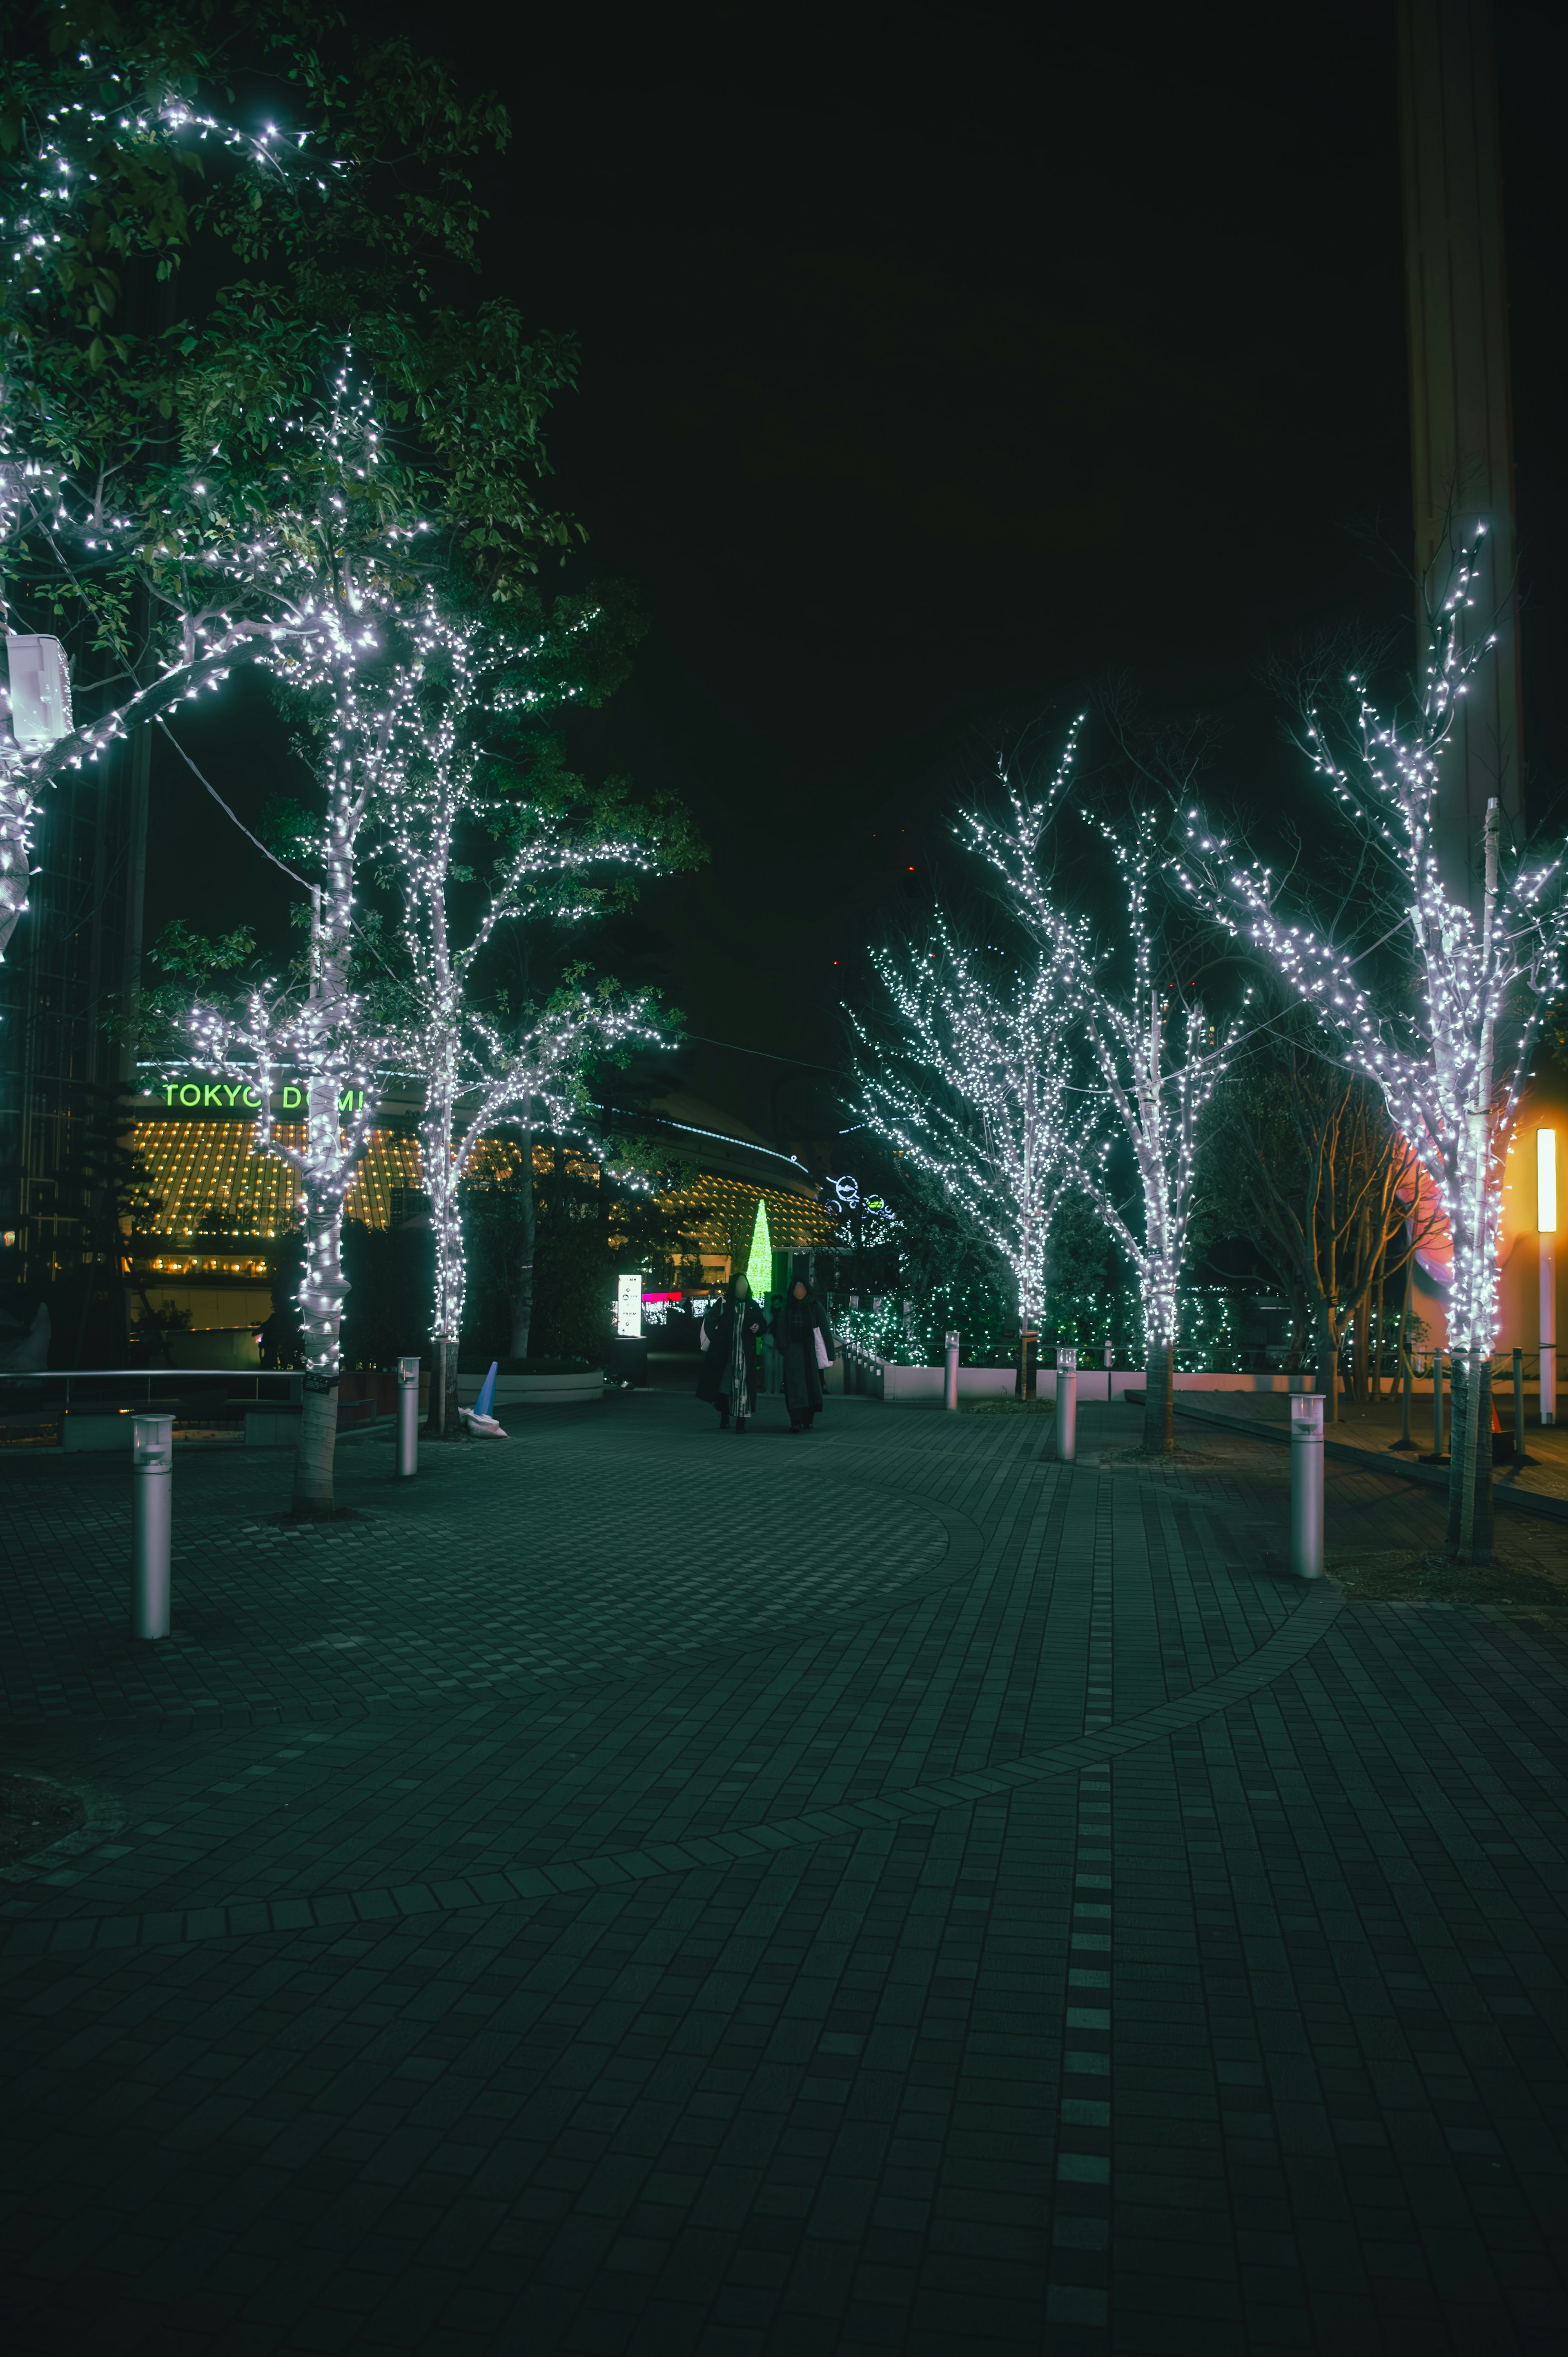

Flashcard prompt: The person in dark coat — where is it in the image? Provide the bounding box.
[779,1278,834,1432]
[696,1274,767,1431]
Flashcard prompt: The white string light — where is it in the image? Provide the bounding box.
[958,726,1238,1383]
[851,910,1081,1336]
[1173,537,1567,1380]
[365,598,671,1377]
[1,66,345,966]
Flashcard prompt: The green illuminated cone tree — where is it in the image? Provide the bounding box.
[744,1197,774,1301]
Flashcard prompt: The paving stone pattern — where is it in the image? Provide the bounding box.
[1,1395,1565,2353]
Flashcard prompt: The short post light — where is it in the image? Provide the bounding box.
[1539,1128,1557,1427]
[131,1412,173,1639]
[1057,1346,1078,1463]
[1290,1393,1323,1580]
[944,1331,960,1412]
[396,1356,420,1478]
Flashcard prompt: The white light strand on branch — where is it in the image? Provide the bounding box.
[1172,537,1568,1366]
[363,597,671,1363]
[851,912,1083,1334]
[958,728,1237,1366]
[0,355,419,966]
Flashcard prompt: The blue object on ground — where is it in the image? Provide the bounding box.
[473,1360,498,1419]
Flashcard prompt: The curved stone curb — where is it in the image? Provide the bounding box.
[0,1586,1342,1959]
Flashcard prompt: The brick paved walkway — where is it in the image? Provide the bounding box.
[1,1394,1565,2354]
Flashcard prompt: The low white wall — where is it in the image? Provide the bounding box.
[880,1364,1018,1401]
[871,1367,1328,1405]
[841,1360,1559,1408]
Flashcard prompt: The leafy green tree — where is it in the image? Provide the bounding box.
[0,3,579,963]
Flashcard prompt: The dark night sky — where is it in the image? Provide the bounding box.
[147,0,1568,1163]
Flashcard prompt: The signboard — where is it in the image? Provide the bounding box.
[820,1174,892,1218]
[2,633,74,750]
[616,1274,643,1339]
[148,1077,367,1113]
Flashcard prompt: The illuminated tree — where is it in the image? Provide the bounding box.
[187,553,409,1514]
[962,725,1234,1451]
[1176,539,1568,1551]
[852,910,1083,1358]
[361,599,684,1428]
[0,11,572,970]
[744,1197,774,1300]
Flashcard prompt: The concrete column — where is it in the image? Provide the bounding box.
[1398,0,1523,905]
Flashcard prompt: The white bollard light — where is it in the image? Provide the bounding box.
[1057,1347,1077,1463]
[1290,1394,1324,1580]
[944,1331,960,1412]
[396,1356,420,1478]
[131,1413,173,1639]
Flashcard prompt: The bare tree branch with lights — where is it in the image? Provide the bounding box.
[851,910,1085,1371]
[1174,538,1568,1554]
[961,725,1237,1453]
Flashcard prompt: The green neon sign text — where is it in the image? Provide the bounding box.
[156,1079,367,1113]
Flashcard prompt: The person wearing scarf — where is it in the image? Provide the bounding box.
[780,1276,835,1434]
[696,1274,767,1432]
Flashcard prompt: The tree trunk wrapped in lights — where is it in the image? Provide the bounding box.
[960,731,1234,1455]
[193,941,384,1514]
[1175,540,1568,1555]
[187,574,412,1514]
[851,911,1082,1378]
